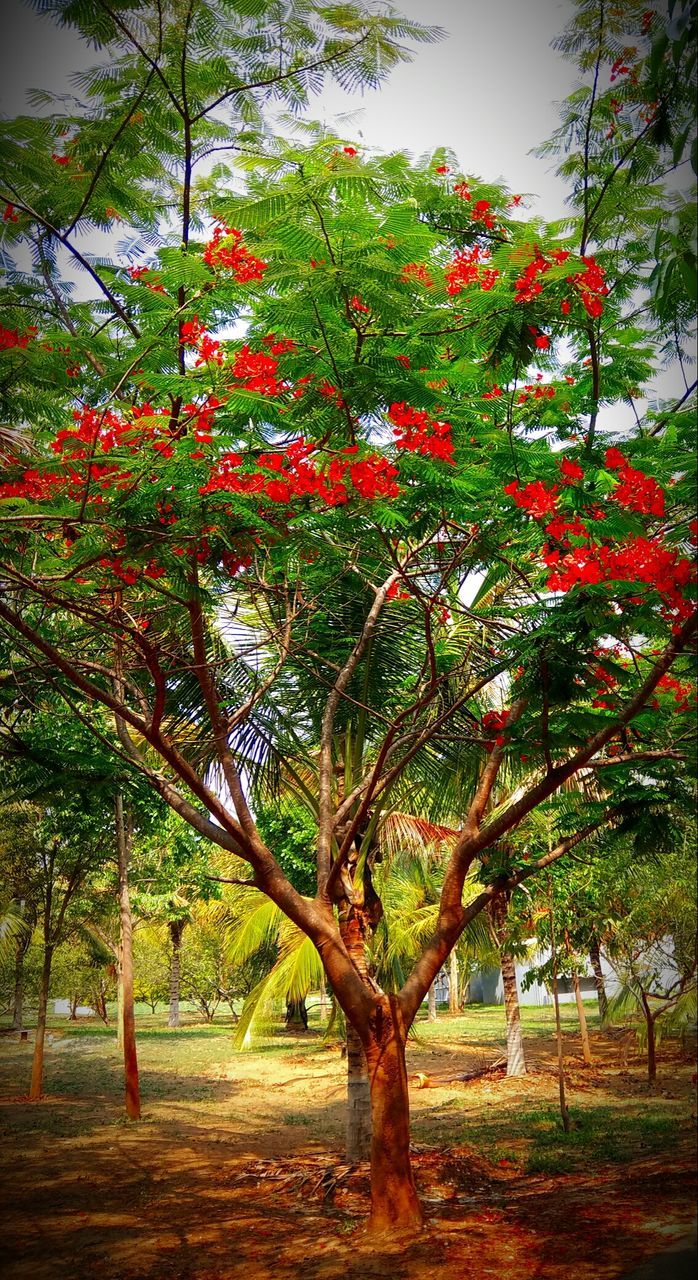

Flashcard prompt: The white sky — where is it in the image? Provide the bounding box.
[0,0,688,412]
[1,0,575,218]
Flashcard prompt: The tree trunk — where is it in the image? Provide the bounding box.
[589,938,609,1025]
[116,944,124,1050]
[427,981,437,1022]
[449,949,459,1015]
[318,972,329,1022]
[641,993,657,1082]
[115,794,140,1120]
[364,995,423,1233]
[168,920,184,1028]
[549,895,571,1133]
[69,993,78,1020]
[29,944,53,1101]
[572,969,593,1066]
[500,947,526,1076]
[285,997,308,1030]
[12,935,29,1031]
[346,1019,371,1162]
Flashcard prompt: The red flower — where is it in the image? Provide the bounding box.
[342,146,358,156]
[559,456,584,485]
[203,223,267,283]
[3,204,18,223]
[350,294,371,314]
[504,479,559,519]
[605,447,627,470]
[435,164,451,174]
[389,402,455,464]
[401,263,433,287]
[453,181,471,201]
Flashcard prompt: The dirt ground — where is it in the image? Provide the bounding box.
[0,1013,696,1280]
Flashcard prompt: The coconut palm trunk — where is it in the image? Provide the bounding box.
[427,980,437,1021]
[500,946,527,1076]
[448,949,459,1014]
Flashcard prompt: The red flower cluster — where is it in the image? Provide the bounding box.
[445,246,499,296]
[559,456,584,484]
[127,265,166,294]
[504,479,559,518]
[0,326,31,350]
[200,440,399,506]
[349,295,371,315]
[180,316,223,366]
[544,536,694,628]
[231,344,282,395]
[3,204,18,222]
[262,334,296,355]
[400,262,434,287]
[388,402,455,464]
[481,708,511,752]
[453,181,471,201]
[514,247,552,303]
[471,199,496,230]
[569,255,608,319]
[653,672,694,713]
[202,224,267,283]
[527,325,550,350]
[604,448,665,516]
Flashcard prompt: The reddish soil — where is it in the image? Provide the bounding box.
[0,1024,695,1279]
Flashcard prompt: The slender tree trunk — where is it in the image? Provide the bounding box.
[318,971,329,1022]
[69,993,78,1021]
[116,952,124,1050]
[449,949,459,1015]
[641,993,657,1082]
[549,894,571,1133]
[589,938,609,1025]
[29,944,53,1101]
[459,974,470,1009]
[364,995,422,1233]
[572,970,593,1066]
[168,920,184,1028]
[285,997,309,1030]
[500,947,526,1076]
[12,936,29,1031]
[346,1019,371,1162]
[115,794,140,1119]
[427,981,437,1022]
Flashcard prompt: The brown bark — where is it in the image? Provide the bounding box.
[346,1019,371,1162]
[338,906,373,1163]
[641,992,657,1082]
[168,919,185,1027]
[448,949,459,1014]
[589,938,609,1025]
[500,947,526,1076]
[572,969,593,1066]
[115,794,141,1120]
[364,995,422,1233]
[427,981,437,1022]
[29,945,53,1101]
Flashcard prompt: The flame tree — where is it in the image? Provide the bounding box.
[0,0,696,1232]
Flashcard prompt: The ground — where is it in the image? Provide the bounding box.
[0,1001,695,1280]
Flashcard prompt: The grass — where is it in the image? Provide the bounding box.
[1,997,693,1173]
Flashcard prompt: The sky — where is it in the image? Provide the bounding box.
[0,0,576,214]
[0,0,687,411]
